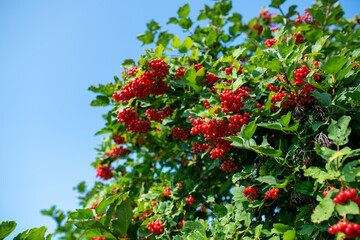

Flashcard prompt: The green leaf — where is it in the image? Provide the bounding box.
[303,167,338,184]
[283,229,296,240]
[205,30,217,47]
[342,160,360,182]
[111,200,133,237]
[258,122,282,131]
[171,36,180,48]
[74,220,103,229]
[14,226,47,240]
[327,116,351,146]
[311,199,335,223]
[82,229,117,240]
[182,221,206,236]
[254,224,263,239]
[96,194,122,216]
[294,182,313,195]
[69,209,94,220]
[213,205,227,218]
[232,186,246,201]
[311,91,332,106]
[272,223,291,233]
[179,37,194,53]
[137,31,154,46]
[0,221,17,240]
[336,200,360,216]
[312,35,329,53]
[256,176,279,185]
[241,119,257,140]
[120,59,135,69]
[155,45,165,58]
[232,47,246,59]
[178,4,190,19]
[278,112,291,127]
[184,68,201,92]
[320,56,348,75]
[90,95,110,107]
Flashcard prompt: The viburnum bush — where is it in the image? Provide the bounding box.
[2,0,360,239]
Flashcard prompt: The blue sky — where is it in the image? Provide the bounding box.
[0,0,358,239]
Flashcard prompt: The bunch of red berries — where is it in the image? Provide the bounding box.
[322,186,336,196]
[228,113,250,134]
[271,91,287,104]
[210,147,226,159]
[203,99,211,109]
[333,188,360,205]
[175,67,186,79]
[116,108,150,135]
[219,87,251,113]
[254,103,265,110]
[152,79,170,96]
[328,221,360,239]
[295,9,312,23]
[147,219,164,235]
[145,107,173,123]
[192,142,211,153]
[178,219,185,228]
[104,146,129,160]
[293,65,311,86]
[194,64,204,72]
[185,195,194,205]
[112,133,125,145]
[220,159,238,173]
[265,188,279,199]
[152,201,157,206]
[200,205,206,212]
[351,61,360,70]
[161,187,171,198]
[139,208,152,221]
[289,33,303,45]
[148,59,169,78]
[95,165,113,180]
[267,84,280,92]
[205,74,220,87]
[224,64,243,75]
[171,127,189,141]
[265,38,277,48]
[121,66,138,79]
[243,186,259,201]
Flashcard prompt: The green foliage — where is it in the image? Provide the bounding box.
[7,0,360,239]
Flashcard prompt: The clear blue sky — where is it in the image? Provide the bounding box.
[0,0,358,239]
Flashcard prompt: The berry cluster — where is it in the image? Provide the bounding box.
[112,133,125,145]
[282,91,315,109]
[224,64,243,75]
[200,205,206,212]
[152,200,157,206]
[171,127,189,141]
[333,188,360,205]
[219,87,251,113]
[175,67,186,79]
[95,165,113,180]
[194,64,204,72]
[293,65,311,86]
[192,142,211,153]
[295,9,312,23]
[185,195,194,205]
[322,186,336,196]
[220,159,238,173]
[161,187,171,198]
[116,108,150,135]
[288,33,303,45]
[267,83,280,92]
[139,208,152,221]
[121,66,138,79]
[254,103,265,110]
[104,146,130,160]
[147,219,164,235]
[148,59,169,78]
[258,9,273,24]
[228,113,250,134]
[315,132,333,148]
[210,148,226,159]
[351,61,360,70]
[271,26,279,32]
[265,38,277,48]
[271,91,287,104]
[243,186,259,201]
[328,221,360,239]
[178,219,185,228]
[145,107,173,123]
[205,73,220,87]
[265,188,279,199]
